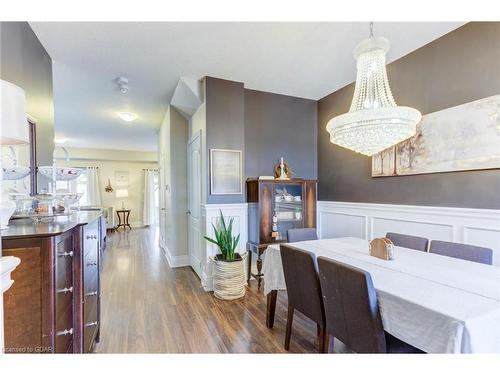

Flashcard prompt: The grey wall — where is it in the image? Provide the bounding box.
[244,89,317,179]
[0,22,54,191]
[205,77,245,204]
[318,22,500,209]
[169,107,189,256]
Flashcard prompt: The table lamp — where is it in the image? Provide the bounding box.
[115,188,128,210]
[1,80,29,229]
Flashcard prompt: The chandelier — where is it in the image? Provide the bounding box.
[326,23,421,156]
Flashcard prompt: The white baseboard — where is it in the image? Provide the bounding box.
[160,238,190,268]
[317,201,500,265]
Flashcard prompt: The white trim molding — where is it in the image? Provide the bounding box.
[201,203,248,291]
[160,238,190,268]
[317,201,500,265]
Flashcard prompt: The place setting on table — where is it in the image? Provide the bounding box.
[262,229,500,354]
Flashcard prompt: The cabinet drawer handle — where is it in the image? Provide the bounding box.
[58,251,73,257]
[86,261,98,267]
[57,286,73,294]
[85,321,98,328]
[56,328,73,336]
[85,291,98,297]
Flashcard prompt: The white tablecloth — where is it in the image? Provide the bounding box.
[262,237,500,353]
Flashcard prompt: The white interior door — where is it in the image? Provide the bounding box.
[187,131,202,277]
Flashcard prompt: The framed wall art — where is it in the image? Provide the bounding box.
[114,170,130,187]
[372,95,500,177]
[210,149,243,195]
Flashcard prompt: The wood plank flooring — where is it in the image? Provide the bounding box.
[94,226,325,353]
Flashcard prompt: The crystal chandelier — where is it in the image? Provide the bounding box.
[326,23,421,156]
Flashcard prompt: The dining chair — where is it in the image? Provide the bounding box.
[429,240,493,265]
[317,256,424,353]
[385,232,429,252]
[280,244,327,352]
[287,228,318,243]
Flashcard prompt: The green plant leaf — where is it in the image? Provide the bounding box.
[203,236,219,246]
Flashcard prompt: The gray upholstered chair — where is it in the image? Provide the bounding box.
[429,240,493,265]
[386,232,429,252]
[287,228,318,243]
[280,244,327,352]
[317,257,424,354]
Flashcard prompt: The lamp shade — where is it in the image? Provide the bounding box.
[0,80,29,145]
[115,189,129,198]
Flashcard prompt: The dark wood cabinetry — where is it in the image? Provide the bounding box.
[82,219,100,352]
[246,179,317,289]
[2,212,103,354]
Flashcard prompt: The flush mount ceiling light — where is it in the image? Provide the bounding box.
[326,23,421,156]
[118,112,137,122]
[115,76,129,94]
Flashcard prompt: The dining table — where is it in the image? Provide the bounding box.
[262,237,500,353]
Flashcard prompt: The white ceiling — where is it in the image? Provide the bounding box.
[30,22,464,152]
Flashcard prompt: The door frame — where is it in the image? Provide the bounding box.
[187,130,203,277]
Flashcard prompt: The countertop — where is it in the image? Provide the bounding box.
[1,210,102,240]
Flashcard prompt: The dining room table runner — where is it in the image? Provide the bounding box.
[262,237,500,353]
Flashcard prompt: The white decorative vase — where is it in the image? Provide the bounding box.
[0,191,16,229]
[213,252,247,300]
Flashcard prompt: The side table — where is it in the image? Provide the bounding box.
[116,209,132,230]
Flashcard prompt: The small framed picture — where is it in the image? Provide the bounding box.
[115,170,129,187]
[210,149,242,195]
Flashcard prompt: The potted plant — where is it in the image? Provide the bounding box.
[204,210,246,300]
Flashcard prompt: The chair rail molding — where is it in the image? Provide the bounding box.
[201,203,248,291]
[1,256,21,352]
[317,201,500,265]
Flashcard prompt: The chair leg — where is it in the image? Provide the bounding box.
[318,325,326,353]
[284,305,294,351]
[327,333,334,353]
[322,330,333,353]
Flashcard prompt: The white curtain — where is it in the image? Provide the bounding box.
[143,170,156,226]
[86,167,102,206]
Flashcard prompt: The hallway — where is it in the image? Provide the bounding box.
[94,227,321,353]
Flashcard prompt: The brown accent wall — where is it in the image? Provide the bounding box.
[244,89,317,180]
[205,77,246,204]
[317,22,500,209]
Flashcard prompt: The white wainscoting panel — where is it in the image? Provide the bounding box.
[319,212,366,239]
[371,217,454,242]
[201,203,248,291]
[318,201,500,265]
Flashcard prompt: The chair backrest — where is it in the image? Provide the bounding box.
[317,257,387,353]
[386,232,429,252]
[280,244,324,325]
[429,240,493,265]
[287,228,318,243]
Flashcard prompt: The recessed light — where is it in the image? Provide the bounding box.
[118,112,137,122]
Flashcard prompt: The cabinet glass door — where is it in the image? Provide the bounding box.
[271,183,304,241]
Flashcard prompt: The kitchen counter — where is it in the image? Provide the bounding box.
[2,209,105,353]
[1,210,102,240]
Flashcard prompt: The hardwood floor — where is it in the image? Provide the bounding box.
[94,226,327,353]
